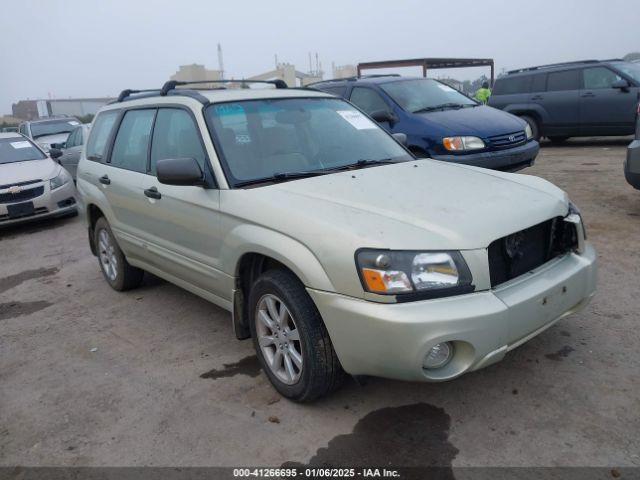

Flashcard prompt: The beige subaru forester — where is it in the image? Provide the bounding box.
[77,80,597,401]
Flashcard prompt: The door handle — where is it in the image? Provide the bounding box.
[99,175,111,185]
[581,92,595,98]
[144,186,161,200]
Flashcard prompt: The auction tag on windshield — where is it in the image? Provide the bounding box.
[437,84,456,92]
[336,110,377,130]
[68,121,80,125]
[10,141,31,149]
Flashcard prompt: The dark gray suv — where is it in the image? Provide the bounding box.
[489,59,640,142]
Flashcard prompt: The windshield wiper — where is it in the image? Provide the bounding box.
[234,170,327,187]
[413,103,468,113]
[234,160,399,188]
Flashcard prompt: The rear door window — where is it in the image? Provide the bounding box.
[86,110,119,161]
[547,69,580,91]
[109,109,155,173]
[493,76,532,95]
[150,108,206,175]
[531,74,547,92]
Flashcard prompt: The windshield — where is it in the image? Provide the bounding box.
[381,79,477,113]
[0,137,46,164]
[205,97,412,187]
[612,62,640,83]
[31,119,80,138]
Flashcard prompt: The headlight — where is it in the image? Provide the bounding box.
[356,249,473,298]
[50,169,70,190]
[568,201,586,239]
[525,124,533,140]
[442,136,485,151]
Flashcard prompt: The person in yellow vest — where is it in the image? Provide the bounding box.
[475,81,492,104]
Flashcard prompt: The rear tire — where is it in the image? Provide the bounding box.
[520,115,541,141]
[248,269,345,402]
[94,217,144,291]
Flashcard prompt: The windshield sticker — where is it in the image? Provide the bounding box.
[68,121,80,125]
[437,84,456,92]
[10,141,32,149]
[336,110,377,130]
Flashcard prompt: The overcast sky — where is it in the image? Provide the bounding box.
[1,0,638,114]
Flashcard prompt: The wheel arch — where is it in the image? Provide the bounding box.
[225,226,335,340]
[86,203,106,256]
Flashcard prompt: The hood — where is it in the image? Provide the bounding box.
[223,160,568,252]
[0,159,59,186]
[34,133,70,150]
[414,105,526,137]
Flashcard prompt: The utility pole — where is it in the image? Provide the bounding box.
[217,43,224,79]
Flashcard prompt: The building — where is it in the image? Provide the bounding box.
[248,63,322,87]
[332,64,357,79]
[170,64,223,88]
[12,98,114,121]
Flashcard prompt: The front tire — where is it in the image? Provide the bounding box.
[520,115,541,141]
[248,269,344,402]
[94,217,144,291]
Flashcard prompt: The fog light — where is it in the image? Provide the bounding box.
[423,342,454,369]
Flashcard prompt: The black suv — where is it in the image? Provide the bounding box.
[489,60,640,142]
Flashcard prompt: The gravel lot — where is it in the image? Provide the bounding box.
[1,138,639,470]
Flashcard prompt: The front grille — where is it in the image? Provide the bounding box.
[488,131,526,150]
[0,179,42,190]
[0,207,48,222]
[0,186,45,204]
[488,217,578,288]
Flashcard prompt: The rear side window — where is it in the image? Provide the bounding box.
[583,67,622,89]
[66,128,80,148]
[547,69,580,91]
[150,108,206,175]
[349,87,390,114]
[86,111,118,161]
[493,76,532,95]
[110,109,155,173]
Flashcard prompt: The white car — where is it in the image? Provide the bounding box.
[0,133,77,226]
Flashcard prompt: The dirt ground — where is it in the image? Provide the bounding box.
[1,138,639,469]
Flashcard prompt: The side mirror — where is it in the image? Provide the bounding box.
[392,133,408,146]
[612,79,630,91]
[370,110,397,124]
[156,157,205,186]
[51,142,66,149]
[49,148,63,160]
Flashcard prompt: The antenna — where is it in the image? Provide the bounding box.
[217,43,224,80]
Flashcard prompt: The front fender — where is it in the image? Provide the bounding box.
[220,224,335,292]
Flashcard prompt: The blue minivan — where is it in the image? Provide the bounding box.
[311,75,539,172]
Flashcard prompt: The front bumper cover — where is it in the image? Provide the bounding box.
[0,179,77,227]
[308,243,597,382]
[625,139,640,190]
[431,140,539,172]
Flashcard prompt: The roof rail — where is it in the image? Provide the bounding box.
[506,59,617,75]
[306,74,401,88]
[160,79,287,96]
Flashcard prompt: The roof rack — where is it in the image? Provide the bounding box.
[115,89,161,102]
[160,79,287,96]
[506,59,625,75]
